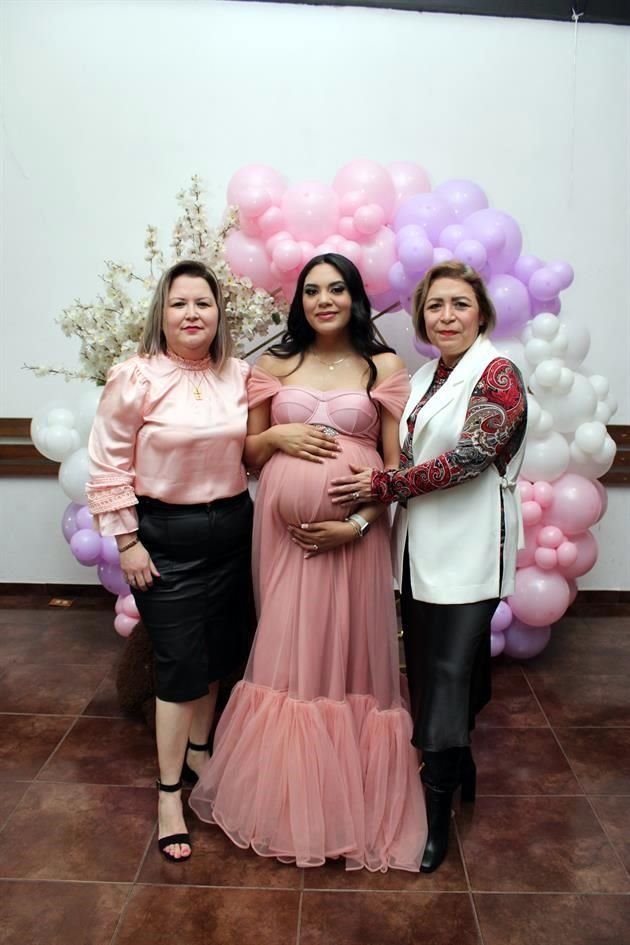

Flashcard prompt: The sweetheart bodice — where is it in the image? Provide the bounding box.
[270,386,379,437]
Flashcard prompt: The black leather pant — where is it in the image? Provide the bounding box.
[400,548,498,752]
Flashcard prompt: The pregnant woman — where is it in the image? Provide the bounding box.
[190,254,426,872]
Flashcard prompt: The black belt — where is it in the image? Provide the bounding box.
[137,490,249,514]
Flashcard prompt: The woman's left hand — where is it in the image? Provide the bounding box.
[328,465,377,505]
[288,519,359,558]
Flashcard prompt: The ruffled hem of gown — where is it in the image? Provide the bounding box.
[189,680,426,872]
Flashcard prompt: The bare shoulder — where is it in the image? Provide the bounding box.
[256,351,301,378]
[373,351,406,383]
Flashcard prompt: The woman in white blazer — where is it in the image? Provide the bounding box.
[330,261,527,872]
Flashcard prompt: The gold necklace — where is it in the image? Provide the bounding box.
[189,370,207,400]
[310,351,352,371]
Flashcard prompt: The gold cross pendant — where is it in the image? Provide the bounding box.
[193,387,203,400]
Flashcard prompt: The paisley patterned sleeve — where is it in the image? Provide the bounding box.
[372,358,527,504]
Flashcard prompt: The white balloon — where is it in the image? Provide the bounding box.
[605,393,618,421]
[559,319,590,368]
[588,374,609,400]
[531,312,559,341]
[40,425,81,462]
[76,388,103,444]
[58,447,90,503]
[47,407,76,429]
[594,402,612,424]
[526,395,542,432]
[549,324,569,357]
[521,432,570,482]
[556,367,574,394]
[524,337,551,366]
[537,409,554,435]
[568,435,616,479]
[491,339,530,382]
[521,323,533,344]
[574,421,606,455]
[534,359,562,389]
[533,373,597,433]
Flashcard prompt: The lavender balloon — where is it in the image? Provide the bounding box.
[61,502,82,543]
[434,179,488,221]
[70,528,102,566]
[487,274,531,338]
[98,562,129,597]
[394,193,455,245]
[75,505,94,530]
[503,619,551,660]
[100,535,121,565]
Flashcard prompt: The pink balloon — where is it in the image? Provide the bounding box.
[115,594,126,615]
[522,500,543,527]
[491,600,513,633]
[265,230,293,254]
[114,613,138,638]
[518,480,534,502]
[333,160,396,219]
[227,164,285,208]
[491,631,506,657]
[239,215,262,237]
[557,530,598,579]
[100,535,120,565]
[503,619,551,659]
[387,161,431,208]
[61,502,82,542]
[394,193,455,244]
[224,231,273,291]
[258,206,285,238]
[556,541,578,569]
[272,240,302,273]
[297,241,316,267]
[509,567,570,626]
[389,260,414,295]
[534,546,558,570]
[544,474,602,535]
[533,480,554,509]
[360,226,397,294]
[592,481,608,522]
[70,528,102,566]
[238,187,272,219]
[537,526,564,549]
[281,181,339,244]
[434,179,488,221]
[354,203,385,236]
[516,524,537,568]
[337,239,362,267]
[567,578,578,606]
[338,217,360,241]
[120,593,140,620]
[339,190,364,215]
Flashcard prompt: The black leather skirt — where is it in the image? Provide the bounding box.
[131,491,255,703]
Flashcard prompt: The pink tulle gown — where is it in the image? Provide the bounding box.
[190,366,427,871]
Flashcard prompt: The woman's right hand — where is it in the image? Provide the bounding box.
[120,541,160,591]
[270,423,341,463]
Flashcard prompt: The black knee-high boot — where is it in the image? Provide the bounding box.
[420,748,462,873]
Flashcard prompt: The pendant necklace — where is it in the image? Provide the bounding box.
[189,371,206,400]
[311,351,351,372]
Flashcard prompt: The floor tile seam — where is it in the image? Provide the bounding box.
[467,887,487,945]
[132,822,158,885]
[108,870,143,945]
[28,778,157,789]
[550,725,630,729]
[470,890,630,896]
[30,715,82,782]
[299,887,470,894]
[295,888,303,945]
[544,712,608,800]
[0,711,82,718]
[0,876,133,886]
[453,816,473,894]
[583,793,630,882]
[129,881,306,892]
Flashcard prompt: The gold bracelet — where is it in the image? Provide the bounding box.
[118,538,139,553]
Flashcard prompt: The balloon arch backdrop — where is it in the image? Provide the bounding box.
[30,162,617,658]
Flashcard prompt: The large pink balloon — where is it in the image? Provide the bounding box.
[434,179,488,221]
[508,566,570,626]
[227,165,286,209]
[360,226,397,295]
[114,613,137,638]
[387,161,431,208]
[224,231,274,291]
[544,474,602,536]
[557,530,598,579]
[503,619,551,659]
[333,160,396,219]
[516,524,537,568]
[281,181,339,244]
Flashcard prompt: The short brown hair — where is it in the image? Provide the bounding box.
[412,261,496,344]
[139,259,233,370]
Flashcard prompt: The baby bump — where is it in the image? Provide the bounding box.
[261,440,381,525]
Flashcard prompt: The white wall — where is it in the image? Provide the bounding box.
[1,0,628,586]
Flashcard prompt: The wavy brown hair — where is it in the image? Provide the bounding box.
[412,261,496,344]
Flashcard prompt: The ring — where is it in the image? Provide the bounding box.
[312,544,318,551]
[352,491,360,500]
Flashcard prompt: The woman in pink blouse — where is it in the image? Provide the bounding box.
[87,259,254,863]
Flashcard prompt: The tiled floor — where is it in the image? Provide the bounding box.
[0,602,629,945]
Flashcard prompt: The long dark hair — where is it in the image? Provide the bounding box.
[268,253,394,395]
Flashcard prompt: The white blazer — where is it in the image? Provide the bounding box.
[392,336,526,605]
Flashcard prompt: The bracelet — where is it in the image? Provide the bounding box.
[345,518,362,539]
[118,538,139,553]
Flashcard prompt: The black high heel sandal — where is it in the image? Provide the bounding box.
[157,779,191,862]
[181,740,209,785]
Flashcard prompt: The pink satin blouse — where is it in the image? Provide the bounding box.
[86,352,250,536]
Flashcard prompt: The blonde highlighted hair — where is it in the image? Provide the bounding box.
[412,261,496,344]
[140,259,233,370]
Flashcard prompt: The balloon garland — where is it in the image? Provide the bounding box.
[30,163,617,655]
